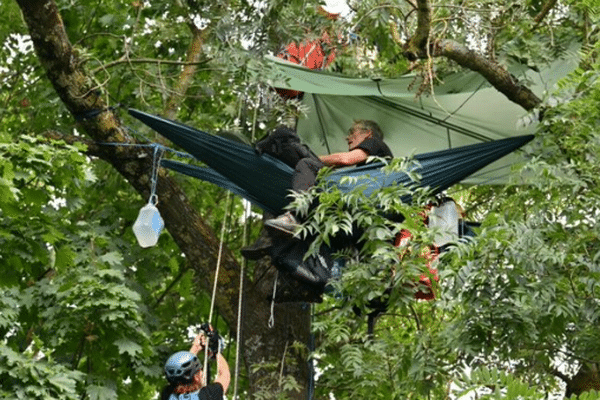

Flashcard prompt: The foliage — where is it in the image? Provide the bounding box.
[0,345,84,400]
[441,41,600,389]
[302,41,600,400]
[0,135,161,398]
[297,159,453,399]
[453,366,551,399]
[453,366,600,400]
[3,0,600,398]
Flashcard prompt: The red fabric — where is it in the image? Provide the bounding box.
[275,31,338,100]
[394,229,439,300]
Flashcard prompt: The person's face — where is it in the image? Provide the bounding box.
[346,127,372,150]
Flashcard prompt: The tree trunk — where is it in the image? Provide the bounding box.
[15,0,310,398]
[245,259,313,399]
[555,363,600,398]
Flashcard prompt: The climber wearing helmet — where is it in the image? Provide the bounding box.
[161,325,230,400]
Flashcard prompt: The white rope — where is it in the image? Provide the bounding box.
[232,201,250,400]
[268,270,279,329]
[232,261,245,399]
[233,99,259,398]
[203,192,232,385]
[149,145,164,205]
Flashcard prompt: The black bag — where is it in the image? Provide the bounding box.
[255,126,319,168]
[269,234,332,289]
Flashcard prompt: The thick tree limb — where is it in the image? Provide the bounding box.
[402,0,543,112]
[553,364,600,397]
[434,39,542,111]
[403,0,431,61]
[534,0,559,26]
[163,24,208,119]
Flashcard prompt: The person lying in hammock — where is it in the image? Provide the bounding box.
[161,325,230,400]
[264,119,393,235]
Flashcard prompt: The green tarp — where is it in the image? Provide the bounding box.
[266,52,578,184]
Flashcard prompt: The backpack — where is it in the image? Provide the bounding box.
[255,126,319,169]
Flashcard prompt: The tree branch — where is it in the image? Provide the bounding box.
[403,0,431,61]
[91,56,210,75]
[533,0,559,27]
[163,23,209,119]
[401,0,543,112]
[433,39,542,111]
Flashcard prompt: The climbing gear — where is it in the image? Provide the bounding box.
[268,270,279,329]
[198,324,224,359]
[164,351,201,384]
[202,192,231,384]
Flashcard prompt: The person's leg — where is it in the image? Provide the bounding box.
[292,158,324,192]
[265,158,325,234]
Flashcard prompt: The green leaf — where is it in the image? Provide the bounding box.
[55,245,76,269]
[99,251,123,267]
[87,384,117,400]
[114,338,143,357]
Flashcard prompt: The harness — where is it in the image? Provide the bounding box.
[169,391,200,400]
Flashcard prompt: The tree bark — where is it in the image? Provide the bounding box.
[553,363,600,398]
[534,0,559,26]
[433,39,543,111]
[15,0,310,398]
[163,24,207,120]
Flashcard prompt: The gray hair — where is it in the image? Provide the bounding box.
[351,120,384,140]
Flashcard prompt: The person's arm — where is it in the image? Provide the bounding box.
[319,148,369,166]
[213,353,231,394]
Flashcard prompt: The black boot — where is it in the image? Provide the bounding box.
[241,232,273,260]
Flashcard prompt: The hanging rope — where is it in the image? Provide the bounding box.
[232,201,250,400]
[203,191,232,385]
[233,95,259,398]
[149,145,164,205]
[268,270,279,329]
[307,304,316,400]
[232,258,245,399]
[98,140,196,164]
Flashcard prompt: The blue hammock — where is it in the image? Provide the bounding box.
[129,109,534,214]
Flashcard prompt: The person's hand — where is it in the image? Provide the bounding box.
[189,331,206,355]
[199,324,224,359]
[193,332,207,349]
